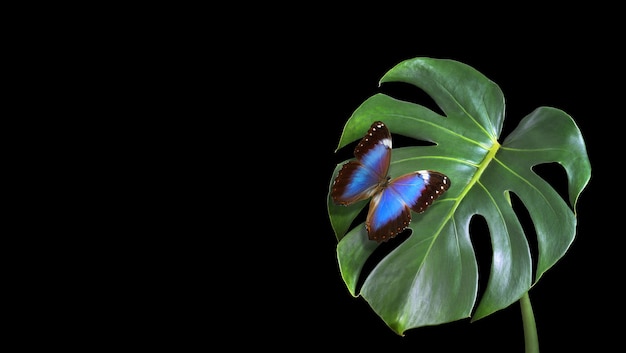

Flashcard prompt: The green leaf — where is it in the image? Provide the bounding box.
[327,57,591,335]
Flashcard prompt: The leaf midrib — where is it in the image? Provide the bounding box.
[417,141,501,285]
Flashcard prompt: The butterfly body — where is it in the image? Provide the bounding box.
[332,121,450,243]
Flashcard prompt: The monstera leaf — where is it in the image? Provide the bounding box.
[327,57,591,335]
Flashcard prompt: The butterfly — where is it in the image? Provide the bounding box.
[331,121,451,243]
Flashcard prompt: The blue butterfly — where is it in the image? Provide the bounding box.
[332,121,451,242]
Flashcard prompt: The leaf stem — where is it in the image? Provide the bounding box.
[520,291,539,353]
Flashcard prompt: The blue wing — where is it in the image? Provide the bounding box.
[331,121,391,205]
[332,121,451,243]
[366,171,450,242]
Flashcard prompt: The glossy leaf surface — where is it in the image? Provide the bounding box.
[327,57,591,335]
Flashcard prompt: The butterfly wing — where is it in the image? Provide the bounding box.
[332,121,451,243]
[331,121,392,205]
[366,171,451,242]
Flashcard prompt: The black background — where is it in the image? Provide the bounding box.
[229,31,619,352]
[22,10,622,352]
